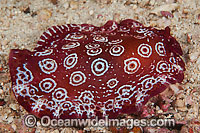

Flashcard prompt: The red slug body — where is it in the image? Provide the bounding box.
[9,19,185,119]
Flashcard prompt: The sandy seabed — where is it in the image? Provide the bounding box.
[0,0,200,132]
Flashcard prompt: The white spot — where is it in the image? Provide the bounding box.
[41,34,48,39]
[85,44,100,49]
[60,101,73,111]
[34,49,53,56]
[55,26,63,33]
[39,39,45,42]
[169,57,176,64]
[87,48,102,56]
[38,58,57,74]
[65,33,85,41]
[62,42,80,50]
[28,85,41,98]
[109,45,124,56]
[155,42,166,56]
[156,60,170,73]
[63,53,78,69]
[45,30,52,36]
[124,57,141,74]
[91,58,109,76]
[16,64,34,85]
[69,71,86,86]
[52,88,68,103]
[39,78,57,93]
[93,35,108,42]
[107,78,119,89]
[51,27,57,33]
[81,25,94,32]
[108,39,123,44]
[137,43,152,58]
[103,99,114,111]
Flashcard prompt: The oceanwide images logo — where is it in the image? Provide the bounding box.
[24,114,175,129]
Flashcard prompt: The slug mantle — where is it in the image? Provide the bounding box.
[9,19,185,119]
